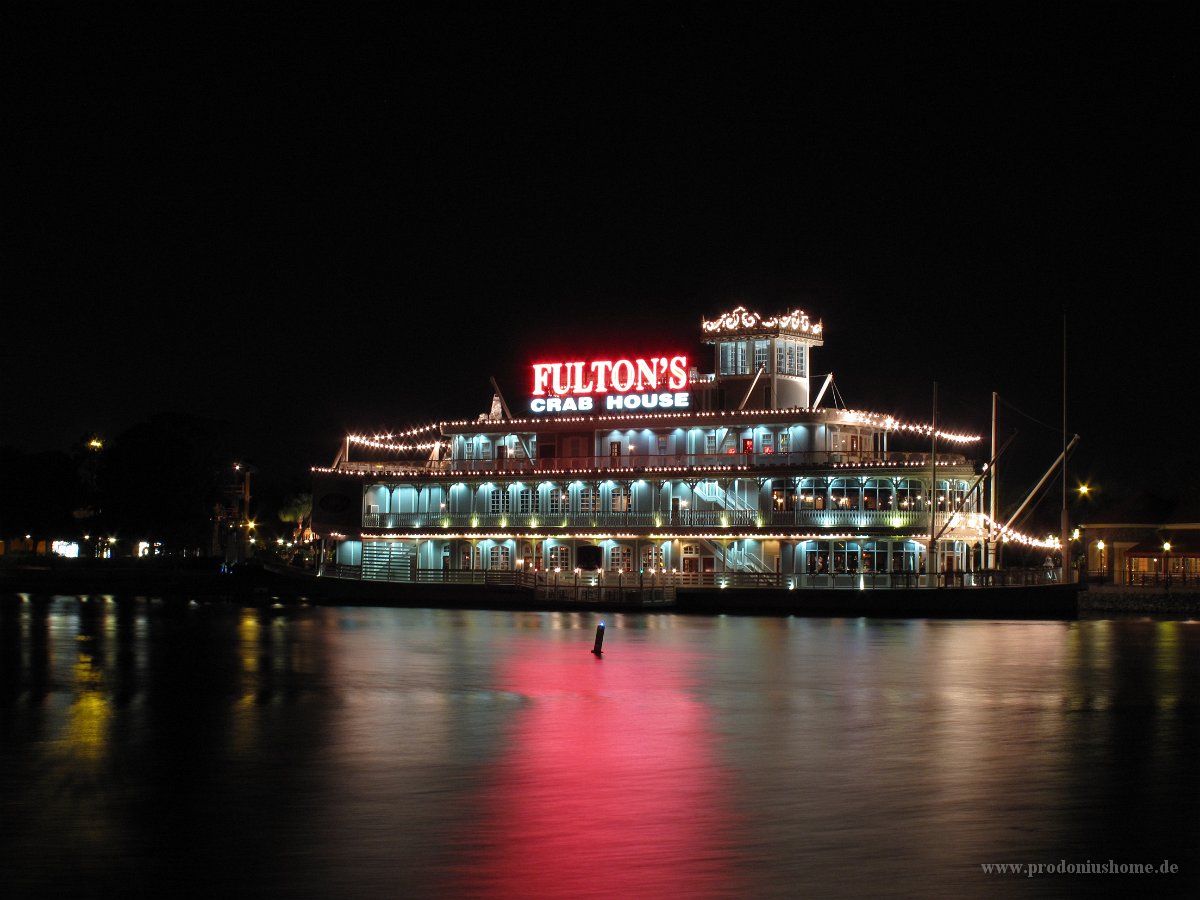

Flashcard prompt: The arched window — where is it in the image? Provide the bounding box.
[609,545,632,572]
[799,477,827,510]
[829,478,860,509]
[488,545,511,570]
[544,486,566,516]
[896,479,925,511]
[945,479,970,511]
[935,479,952,511]
[771,480,798,511]
[863,478,894,510]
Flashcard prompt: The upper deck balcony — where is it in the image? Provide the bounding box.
[333,448,973,479]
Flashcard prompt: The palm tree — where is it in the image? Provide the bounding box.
[277,493,313,541]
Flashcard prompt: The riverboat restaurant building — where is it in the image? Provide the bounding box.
[311,307,1055,589]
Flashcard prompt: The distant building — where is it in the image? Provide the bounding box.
[1079,497,1200,586]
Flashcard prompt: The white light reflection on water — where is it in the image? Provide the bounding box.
[1,597,1198,899]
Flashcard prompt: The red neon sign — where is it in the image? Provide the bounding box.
[532,356,688,396]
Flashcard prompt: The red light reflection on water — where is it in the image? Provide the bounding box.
[455,639,738,899]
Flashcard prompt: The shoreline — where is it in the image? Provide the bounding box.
[5,560,1197,620]
[1078,584,1200,619]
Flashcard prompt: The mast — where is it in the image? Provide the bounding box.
[929,381,938,584]
[738,365,768,410]
[811,372,834,408]
[989,391,998,570]
[1003,435,1080,535]
[488,375,514,420]
[1060,311,1071,582]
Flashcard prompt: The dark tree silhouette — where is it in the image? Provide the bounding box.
[95,413,238,552]
[0,447,81,545]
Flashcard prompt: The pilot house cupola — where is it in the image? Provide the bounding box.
[700,306,824,411]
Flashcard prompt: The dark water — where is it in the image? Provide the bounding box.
[2,595,1198,899]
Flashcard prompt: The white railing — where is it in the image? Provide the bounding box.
[320,565,1057,591]
[341,450,970,477]
[359,508,958,531]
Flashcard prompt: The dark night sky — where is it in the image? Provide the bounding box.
[9,5,1197,520]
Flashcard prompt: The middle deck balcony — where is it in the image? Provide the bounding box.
[361,507,949,531]
[360,469,976,534]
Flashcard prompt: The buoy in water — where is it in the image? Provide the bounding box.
[592,622,605,656]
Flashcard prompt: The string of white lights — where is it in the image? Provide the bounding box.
[700,305,824,337]
[427,409,981,443]
[366,423,442,440]
[980,514,1060,549]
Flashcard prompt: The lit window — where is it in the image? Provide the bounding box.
[488,545,511,570]
[754,340,769,371]
[489,489,510,515]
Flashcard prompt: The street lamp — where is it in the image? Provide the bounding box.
[1163,541,1172,584]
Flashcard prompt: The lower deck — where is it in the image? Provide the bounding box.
[321,562,1062,590]
[309,565,1080,619]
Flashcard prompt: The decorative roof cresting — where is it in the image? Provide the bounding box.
[701,306,823,337]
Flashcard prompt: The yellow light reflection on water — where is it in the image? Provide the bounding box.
[65,636,111,761]
[65,688,112,760]
[239,611,261,676]
[230,610,265,756]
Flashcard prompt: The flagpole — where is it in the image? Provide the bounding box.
[1060,311,1070,583]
